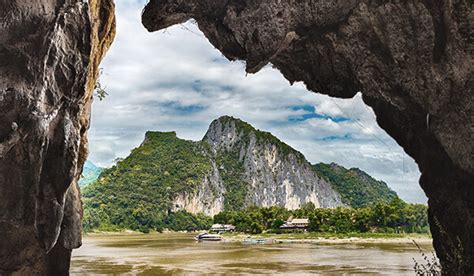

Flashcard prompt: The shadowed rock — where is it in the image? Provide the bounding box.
[0,0,472,274]
[0,0,115,274]
[142,0,473,273]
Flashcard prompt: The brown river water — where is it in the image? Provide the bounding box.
[71,233,433,275]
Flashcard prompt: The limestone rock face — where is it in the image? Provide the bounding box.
[173,117,343,216]
[203,117,344,210]
[0,0,115,274]
[142,0,473,273]
[172,162,226,216]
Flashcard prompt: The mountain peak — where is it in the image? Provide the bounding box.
[208,116,257,134]
[204,116,305,160]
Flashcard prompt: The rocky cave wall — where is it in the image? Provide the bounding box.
[0,0,115,274]
[0,0,472,274]
[141,0,473,273]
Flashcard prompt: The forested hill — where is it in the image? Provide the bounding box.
[82,116,400,231]
[313,163,398,208]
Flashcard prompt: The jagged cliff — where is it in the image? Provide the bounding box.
[181,116,344,214]
[142,1,473,273]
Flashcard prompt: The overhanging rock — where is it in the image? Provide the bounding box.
[142,0,473,273]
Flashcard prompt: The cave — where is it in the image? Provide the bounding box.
[0,0,472,275]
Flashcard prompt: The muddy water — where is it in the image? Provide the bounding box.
[71,233,433,275]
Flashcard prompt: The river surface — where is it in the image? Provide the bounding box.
[71,233,433,275]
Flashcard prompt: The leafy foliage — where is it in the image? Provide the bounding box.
[214,206,289,234]
[82,131,213,232]
[215,198,429,235]
[94,68,108,101]
[313,163,398,208]
[216,150,249,211]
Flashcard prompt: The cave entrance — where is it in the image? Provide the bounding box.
[2,0,472,275]
[77,1,431,273]
[88,2,426,204]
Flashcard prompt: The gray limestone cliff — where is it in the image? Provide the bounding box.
[173,116,343,216]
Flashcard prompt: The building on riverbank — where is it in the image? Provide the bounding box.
[280,218,309,230]
[210,224,236,233]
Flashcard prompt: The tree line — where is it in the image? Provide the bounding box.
[214,198,428,234]
[84,197,428,235]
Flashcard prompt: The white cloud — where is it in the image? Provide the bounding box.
[87,0,427,203]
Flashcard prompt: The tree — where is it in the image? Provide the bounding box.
[272,218,285,229]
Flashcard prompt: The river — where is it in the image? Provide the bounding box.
[71,233,433,275]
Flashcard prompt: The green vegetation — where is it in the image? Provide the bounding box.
[216,151,249,211]
[313,163,398,208]
[84,197,429,237]
[214,199,429,235]
[82,131,213,233]
[214,206,290,234]
[83,209,212,233]
[82,117,417,234]
[94,68,108,101]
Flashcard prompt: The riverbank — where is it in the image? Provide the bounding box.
[222,232,432,245]
[83,230,432,246]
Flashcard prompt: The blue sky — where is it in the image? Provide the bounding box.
[88,0,427,203]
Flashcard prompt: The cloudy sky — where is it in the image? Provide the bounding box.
[88,0,427,203]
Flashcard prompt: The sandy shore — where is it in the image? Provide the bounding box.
[83,231,432,246]
[223,234,432,246]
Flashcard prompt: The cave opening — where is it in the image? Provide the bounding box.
[88,2,426,204]
[75,0,431,273]
[0,0,472,274]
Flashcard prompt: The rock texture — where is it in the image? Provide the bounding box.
[142,0,473,273]
[204,117,343,211]
[0,0,115,274]
[173,116,344,215]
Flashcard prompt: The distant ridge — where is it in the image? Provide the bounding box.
[79,161,103,187]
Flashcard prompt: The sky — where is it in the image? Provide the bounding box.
[88,0,427,203]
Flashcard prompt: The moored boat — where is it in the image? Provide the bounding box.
[242,238,274,244]
[195,233,222,242]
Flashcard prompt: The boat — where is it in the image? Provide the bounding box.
[242,238,274,245]
[195,232,222,242]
